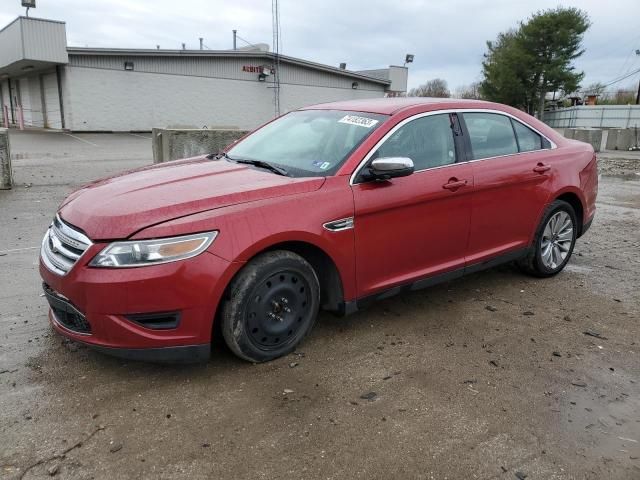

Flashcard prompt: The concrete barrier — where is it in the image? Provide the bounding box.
[605,128,640,151]
[0,128,12,190]
[152,128,249,164]
[564,128,603,152]
[556,127,640,152]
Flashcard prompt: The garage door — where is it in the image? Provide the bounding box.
[42,72,62,129]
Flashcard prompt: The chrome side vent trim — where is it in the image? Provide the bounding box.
[41,215,93,276]
[323,217,354,232]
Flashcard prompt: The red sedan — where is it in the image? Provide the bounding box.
[39,98,598,363]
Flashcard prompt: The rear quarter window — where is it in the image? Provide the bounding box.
[512,120,544,152]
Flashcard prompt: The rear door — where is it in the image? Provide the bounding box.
[461,111,554,264]
[351,112,473,297]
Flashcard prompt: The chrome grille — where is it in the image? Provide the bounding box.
[41,215,93,275]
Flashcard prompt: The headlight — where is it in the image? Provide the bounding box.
[89,231,217,268]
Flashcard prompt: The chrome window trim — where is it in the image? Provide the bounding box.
[349,108,557,186]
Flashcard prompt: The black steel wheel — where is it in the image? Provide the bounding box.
[221,250,320,362]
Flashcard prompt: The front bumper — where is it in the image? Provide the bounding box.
[40,247,238,363]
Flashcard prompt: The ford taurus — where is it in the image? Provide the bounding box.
[39,98,598,363]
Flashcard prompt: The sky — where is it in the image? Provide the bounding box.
[1,0,639,93]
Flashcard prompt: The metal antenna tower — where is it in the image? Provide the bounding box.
[271,0,281,116]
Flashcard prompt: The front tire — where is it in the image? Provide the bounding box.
[518,200,577,277]
[221,250,320,362]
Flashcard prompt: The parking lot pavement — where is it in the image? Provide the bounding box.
[1,131,639,479]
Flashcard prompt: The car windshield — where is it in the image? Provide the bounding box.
[226,110,388,177]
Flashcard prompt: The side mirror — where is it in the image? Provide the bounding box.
[369,157,414,180]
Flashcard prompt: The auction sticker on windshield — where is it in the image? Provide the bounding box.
[338,115,379,128]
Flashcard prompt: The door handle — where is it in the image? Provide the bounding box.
[533,163,551,174]
[442,179,468,190]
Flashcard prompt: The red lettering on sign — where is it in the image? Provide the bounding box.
[242,65,266,73]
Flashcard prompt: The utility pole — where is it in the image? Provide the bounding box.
[232,30,237,50]
[636,50,640,105]
[271,0,281,117]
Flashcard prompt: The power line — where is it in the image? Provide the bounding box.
[620,55,640,78]
[616,49,637,78]
[603,66,640,88]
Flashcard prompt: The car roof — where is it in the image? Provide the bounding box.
[302,97,495,115]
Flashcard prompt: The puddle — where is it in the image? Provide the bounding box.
[563,372,640,464]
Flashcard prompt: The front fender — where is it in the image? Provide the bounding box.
[131,176,357,300]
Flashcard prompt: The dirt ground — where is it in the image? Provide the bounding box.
[0,131,639,480]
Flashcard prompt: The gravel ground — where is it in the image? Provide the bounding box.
[0,131,639,479]
[596,150,640,178]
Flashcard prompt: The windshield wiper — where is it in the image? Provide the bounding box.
[209,152,288,176]
[232,158,289,176]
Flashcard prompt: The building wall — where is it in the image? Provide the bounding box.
[62,60,386,131]
[0,19,24,68]
[0,17,68,69]
[21,18,68,64]
[67,54,384,91]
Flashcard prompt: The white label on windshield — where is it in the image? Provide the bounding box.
[338,115,379,128]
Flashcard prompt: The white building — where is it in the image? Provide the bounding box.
[0,16,408,132]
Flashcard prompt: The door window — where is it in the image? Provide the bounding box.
[462,113,518,159]
[373,114,456,171]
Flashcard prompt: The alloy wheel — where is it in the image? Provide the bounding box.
[540,210,574,270]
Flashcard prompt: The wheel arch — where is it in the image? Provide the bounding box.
[260,241,346,314]
[223,236,347,315]
[553,189,585,236]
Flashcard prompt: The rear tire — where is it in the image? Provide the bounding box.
[518,200,577,277]
[221,250,320,362]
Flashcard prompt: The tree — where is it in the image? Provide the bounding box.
[480,7,590,118]
[596,85,637,105]
[583,82,606,96]
[613,88,636,105]
[480,30,537,111]
[408,78,450,98]
[454,82,482,99]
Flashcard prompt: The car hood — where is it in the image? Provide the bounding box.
[59,156,325,240]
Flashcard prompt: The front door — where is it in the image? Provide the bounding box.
[351,113,473,298]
